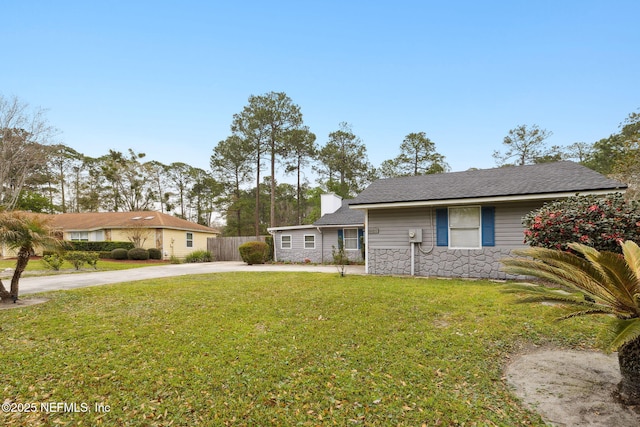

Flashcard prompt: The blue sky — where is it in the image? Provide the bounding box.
[3,0,639,181]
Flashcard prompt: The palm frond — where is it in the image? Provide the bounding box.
[608,318,640,350]
[502,255,623,308]
[570,243,640,310]
[503,246,640,316]
[557,308,617,320]
[502,283,617,317]
[621,241,640,282]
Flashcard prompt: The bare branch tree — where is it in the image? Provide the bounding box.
[0,95,58,210]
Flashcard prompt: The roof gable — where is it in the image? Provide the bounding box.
[351,162,627,206]
[314,199,364,226]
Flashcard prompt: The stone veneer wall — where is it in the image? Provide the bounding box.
[276,247,323,263]
[369,247,517,280]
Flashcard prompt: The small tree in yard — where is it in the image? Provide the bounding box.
[501,241,640,405]
[332,237,349,277]
[0,212,59,302]
[523,193,640,253]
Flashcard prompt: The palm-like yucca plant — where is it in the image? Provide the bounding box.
[501,241,640,404]
[0,211,59,303]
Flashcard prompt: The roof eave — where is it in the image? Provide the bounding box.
[349,188,626,210]
[315,223,364,228]
[267,225,317,232]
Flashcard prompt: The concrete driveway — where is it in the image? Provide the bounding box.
[17,262,365,296]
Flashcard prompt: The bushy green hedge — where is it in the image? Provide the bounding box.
[238,241,268,265]
[148,248,162,260]
[184,250,213,263]
[128,248,150,260]
[41,254,65,271]
[523,192,640,253]
[110,248,129,260]
[64,251,99,270]
[67,241,134,252]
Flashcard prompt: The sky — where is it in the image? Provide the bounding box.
[2,0,639,183]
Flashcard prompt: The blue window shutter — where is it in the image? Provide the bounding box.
[357,228,364,249]
[337,229,344,249]
[481,206,495,247]
[435,208,448,246]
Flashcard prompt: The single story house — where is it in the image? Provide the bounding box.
[268,193,365,263]
[349,161,627,279]
[49,211,219,260]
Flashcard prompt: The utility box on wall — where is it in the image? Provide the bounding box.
[408,229,423,243]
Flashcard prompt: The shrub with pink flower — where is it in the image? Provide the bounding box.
[522,193,640,254]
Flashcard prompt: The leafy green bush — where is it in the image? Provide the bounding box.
[128,248,150,260]
[67,241,134,252]
[184,250,213,263]
[85,252,99,269]
[148,248,162,260]
[64,251,99,270]
[523,192,640,253]
[169,255,182,264]
[238,241,268,265]
[111,248,129,260]
[41,253,65,271]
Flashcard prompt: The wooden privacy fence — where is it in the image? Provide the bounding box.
[208,236,267,261]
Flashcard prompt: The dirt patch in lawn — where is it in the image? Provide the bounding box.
[0,297,49,310]
[506,346,640,426]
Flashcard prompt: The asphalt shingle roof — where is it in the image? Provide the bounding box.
[350,161,627,206]
[50,211,220,234]
[314,199,364,226]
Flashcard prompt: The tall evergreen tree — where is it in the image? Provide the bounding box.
[315,122,373,198]
[379,132,448,177]
[231,92,303,233]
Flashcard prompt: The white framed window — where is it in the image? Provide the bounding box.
[281,235,292,249]
[304,234,315,249]
[449,206,481,249]
[343,228,359,250]
[70,231,89,242]
[186,232,193,248]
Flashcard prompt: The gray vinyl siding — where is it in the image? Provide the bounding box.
[273,229,322,262]
[368,207,435,249]
[272,227,363,263]
[494,201,544,248]
[367,202,543,250]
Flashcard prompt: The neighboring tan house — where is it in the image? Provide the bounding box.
[268,194,365,264]
[349,161,627,279]
[49,211,219,260]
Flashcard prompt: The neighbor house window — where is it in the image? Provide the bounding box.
[281,235,292,249]
[343,228,359,250]
[70,231,89,242]
[186,232,193,248]
[448,206,481,249]
[304,234,315,249]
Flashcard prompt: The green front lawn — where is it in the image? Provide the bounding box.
[0,258,167,278]
[0,273,608,426]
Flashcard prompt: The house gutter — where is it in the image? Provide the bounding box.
[349,189,626,210]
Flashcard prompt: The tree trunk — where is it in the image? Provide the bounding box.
[0,279,11,302]
[618,336,640,405]
[270,144,276,229]
[255,152,260,239]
